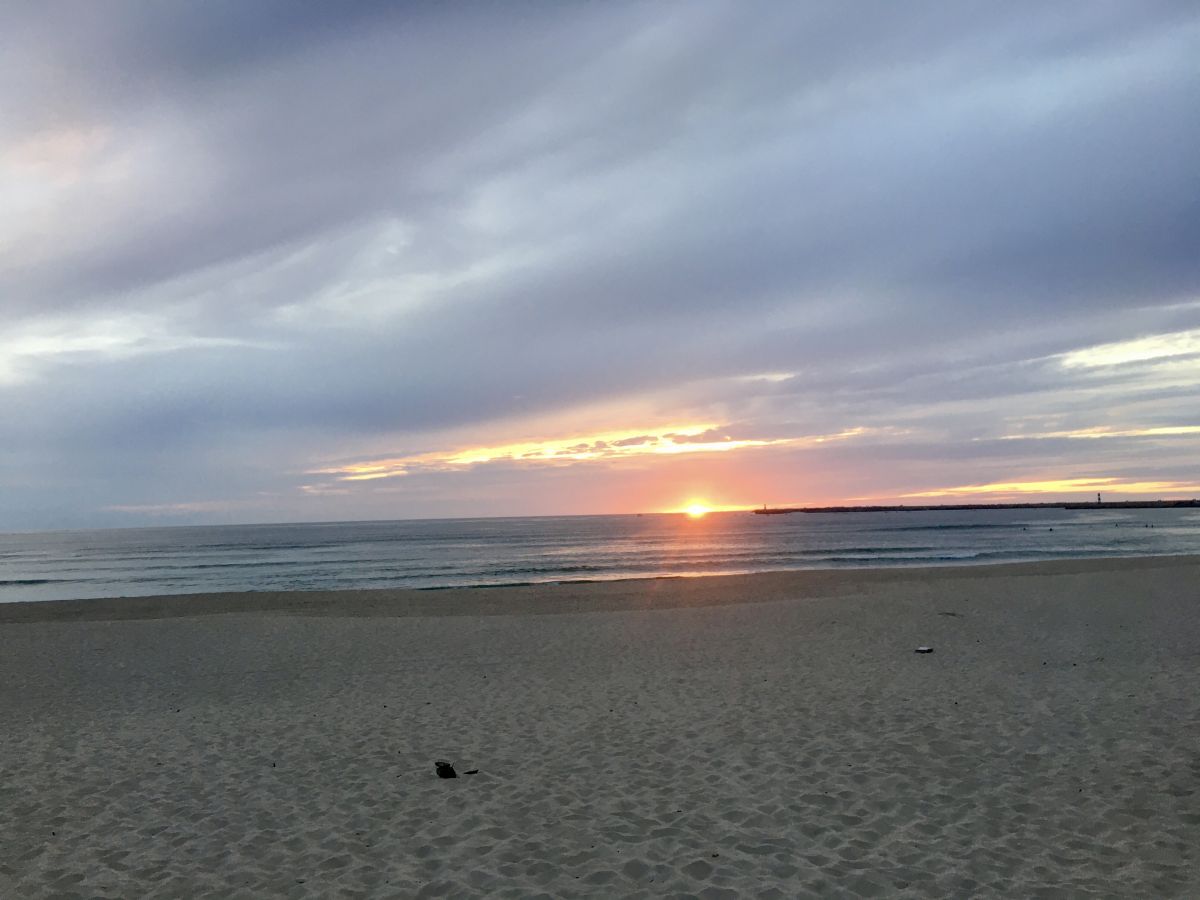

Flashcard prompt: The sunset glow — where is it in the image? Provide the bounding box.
[903,478,1200,499]
[684,503,712,518]
[309,425,876,483]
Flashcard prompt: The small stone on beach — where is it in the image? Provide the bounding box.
[915,646,934,654]
[435,760,458,778]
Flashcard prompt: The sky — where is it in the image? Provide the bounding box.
[2,1,1199,530]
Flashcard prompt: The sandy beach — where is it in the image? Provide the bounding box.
[2,556,1198,898]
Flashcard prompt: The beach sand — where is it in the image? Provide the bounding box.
[2,556,1198,898]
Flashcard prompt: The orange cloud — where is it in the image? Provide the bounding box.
[902,477,1200,498]
[310,423,877,482]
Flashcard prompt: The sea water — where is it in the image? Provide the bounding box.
[2,508,1198,603]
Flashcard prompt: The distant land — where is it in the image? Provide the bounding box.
[754,499,1200,515]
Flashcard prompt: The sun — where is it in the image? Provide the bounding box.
[684,502,712,518]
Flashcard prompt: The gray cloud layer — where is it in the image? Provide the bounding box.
[2,2,1198,527]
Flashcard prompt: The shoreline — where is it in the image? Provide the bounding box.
[2,553,1197,624]
[3,553,1198,895]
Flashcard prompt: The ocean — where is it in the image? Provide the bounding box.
[2,507,1198,604]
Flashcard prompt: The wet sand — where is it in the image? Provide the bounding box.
[2,556,1198,897]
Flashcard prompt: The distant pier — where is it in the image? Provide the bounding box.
[754,499,1200,515]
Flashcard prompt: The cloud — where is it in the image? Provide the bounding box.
[994,426,1200,441]
[307,422,880,484]
[1060,328,1200,369]
[902,477,1200,499]
[1,2,1199,527]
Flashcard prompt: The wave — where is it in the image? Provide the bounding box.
[881,522,1027,532]
[4,510,1195,601]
